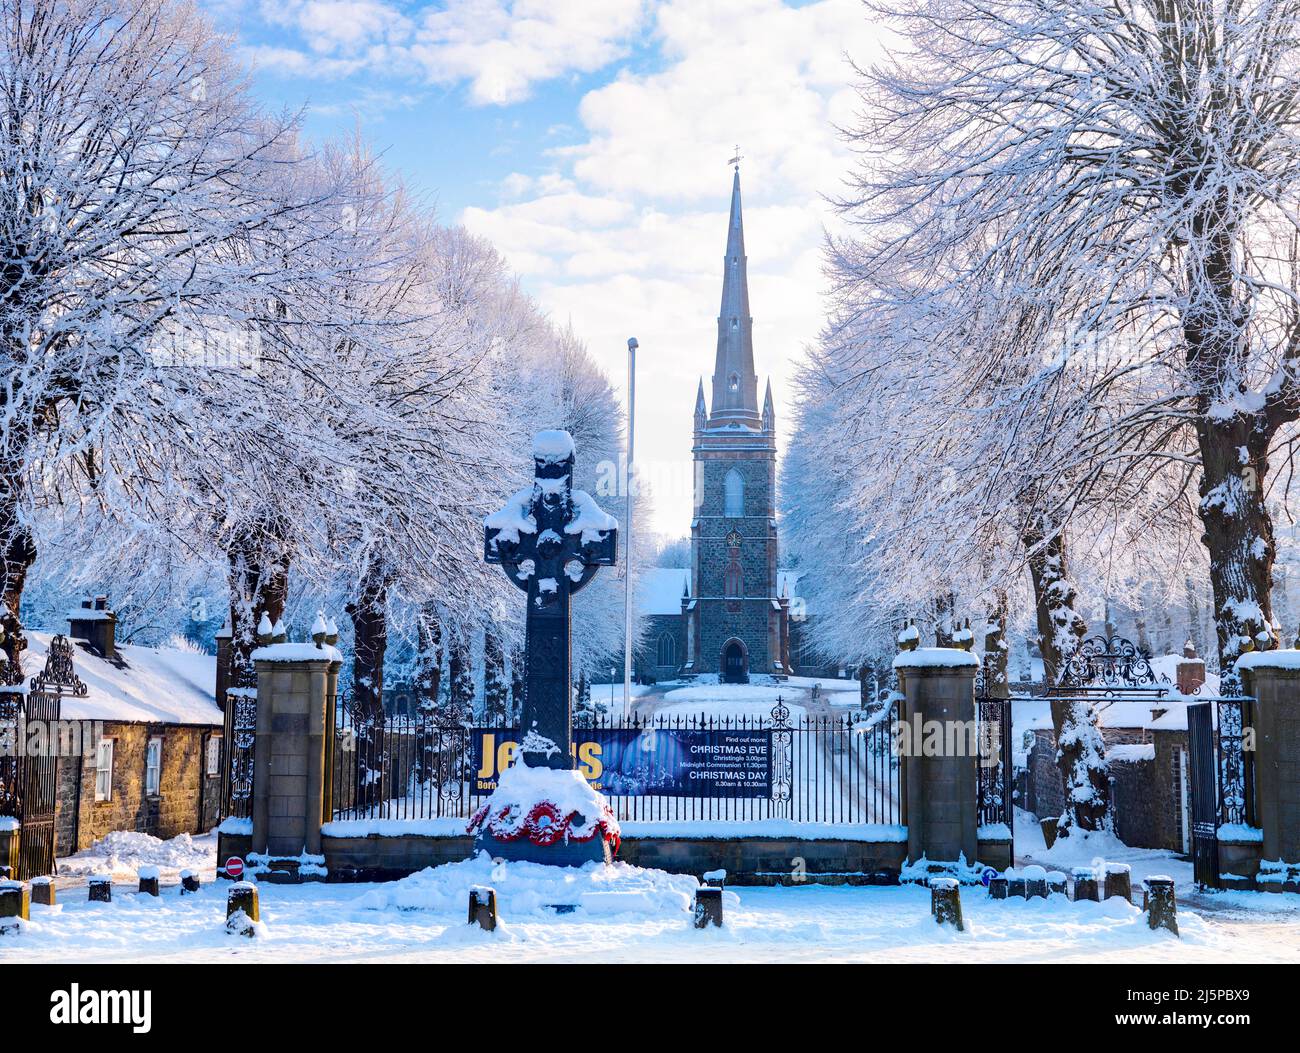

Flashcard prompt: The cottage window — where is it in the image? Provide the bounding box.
[145,737,163,796]
[94,738,114,801]
[206,736,221,777]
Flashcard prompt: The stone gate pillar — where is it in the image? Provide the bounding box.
[894,647,980,870]
[250,644,340,882]
[1237,652,1300,878]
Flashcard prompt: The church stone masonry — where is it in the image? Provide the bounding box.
[682,165,790,683]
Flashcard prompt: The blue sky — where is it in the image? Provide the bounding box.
[203,0,888,536]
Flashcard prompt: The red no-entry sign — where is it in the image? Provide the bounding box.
[225,856,245,880]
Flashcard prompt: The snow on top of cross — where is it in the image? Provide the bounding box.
[484,487,537,547]
[24,631,221,726]
[532,429,575,463]
[566,489,617,544]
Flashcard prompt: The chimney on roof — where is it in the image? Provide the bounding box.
[68,594,116,660]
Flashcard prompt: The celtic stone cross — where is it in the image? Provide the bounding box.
[483,430,617,769]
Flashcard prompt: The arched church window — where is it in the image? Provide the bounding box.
[728,371,739,391]
[657,633,676,667]
[724,468,744,517]
[724,560,743,599]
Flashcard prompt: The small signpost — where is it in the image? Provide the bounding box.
[225,857,245,881]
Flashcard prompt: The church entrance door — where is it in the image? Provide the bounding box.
[721,640,748,684]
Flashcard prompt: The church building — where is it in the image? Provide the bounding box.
[650,166,793,683]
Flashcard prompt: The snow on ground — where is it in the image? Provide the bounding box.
[5,851,1296,963]
[57,830,217,881]
[1013,809,1191,889]
[8,824,1293,962]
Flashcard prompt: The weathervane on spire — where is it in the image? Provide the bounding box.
[728,144,742,168]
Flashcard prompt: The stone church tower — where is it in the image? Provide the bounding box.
[682,166,789,682]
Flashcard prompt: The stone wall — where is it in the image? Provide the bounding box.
[320,832,908,885]
[1023,723,1189,853]
[55,722,222,854]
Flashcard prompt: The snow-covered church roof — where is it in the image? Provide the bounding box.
[637,568,806,617]
[640,569,691,616]
[17,631,221,727]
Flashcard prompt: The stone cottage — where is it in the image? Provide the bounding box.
[40,601,223,856]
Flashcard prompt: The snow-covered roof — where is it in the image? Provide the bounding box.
[20,631,221,727]
[637,568,805,617]
[639,568,690,616]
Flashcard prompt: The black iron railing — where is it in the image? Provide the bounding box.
[330,696,902,828]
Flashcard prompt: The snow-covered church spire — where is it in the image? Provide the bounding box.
[710,164,760,426]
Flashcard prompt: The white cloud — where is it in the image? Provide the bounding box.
[239,0,648,105]
[461,0,886,534]
[413,0,648,105]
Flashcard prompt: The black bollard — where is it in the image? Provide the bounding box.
[30,877,54,907]
[468,886,498,932]
[1023,865,1048,900]
[694,886,723,929]
[180,870,201,895]
[88,874,112,903]
[930,877,964,931]
[988,876,1009,900]
[0,880,28,932]
[226,881,259,937]
[137,867,160,897]
[1105,863,1132,904]
[1145,876,1178,935]
[1007,873,1027,899]
[702,869,726,889]
[1048,872,1068,897]
[1072,866,1100,902]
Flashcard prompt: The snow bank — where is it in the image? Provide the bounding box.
[892,647,979,670]
[322,818,468,838]
[59,830,216,879]
[354,852,705,919]
[621,820,907,842]
[1236,649,1300,672]
[249,642,343,663]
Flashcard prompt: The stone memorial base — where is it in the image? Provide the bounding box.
[467,761,620,870]
[473,829,612,868]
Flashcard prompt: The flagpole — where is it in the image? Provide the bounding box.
[623,337,638,719]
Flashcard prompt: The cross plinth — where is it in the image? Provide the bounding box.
[483,430,617,769]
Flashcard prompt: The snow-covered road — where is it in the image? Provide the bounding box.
[6,864,1296,964]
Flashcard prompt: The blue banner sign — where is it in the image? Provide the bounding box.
[473,727,773,798]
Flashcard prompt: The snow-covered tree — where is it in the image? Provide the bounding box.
[0,0,324,674]
[839,0,1300,670]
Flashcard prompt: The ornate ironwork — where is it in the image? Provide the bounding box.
[1057,635,1168,690]
[1215,697,1255,828]
[226,690,257,814]
[769,695,794,809]
[0,691,20,816]
[29,635,87,696]
[976,697,1013,828]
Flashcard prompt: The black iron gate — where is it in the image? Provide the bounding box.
[1186,701,1219,888]
[0,635,85,880]
[17,688,60,880]
[976,696,1014,839]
